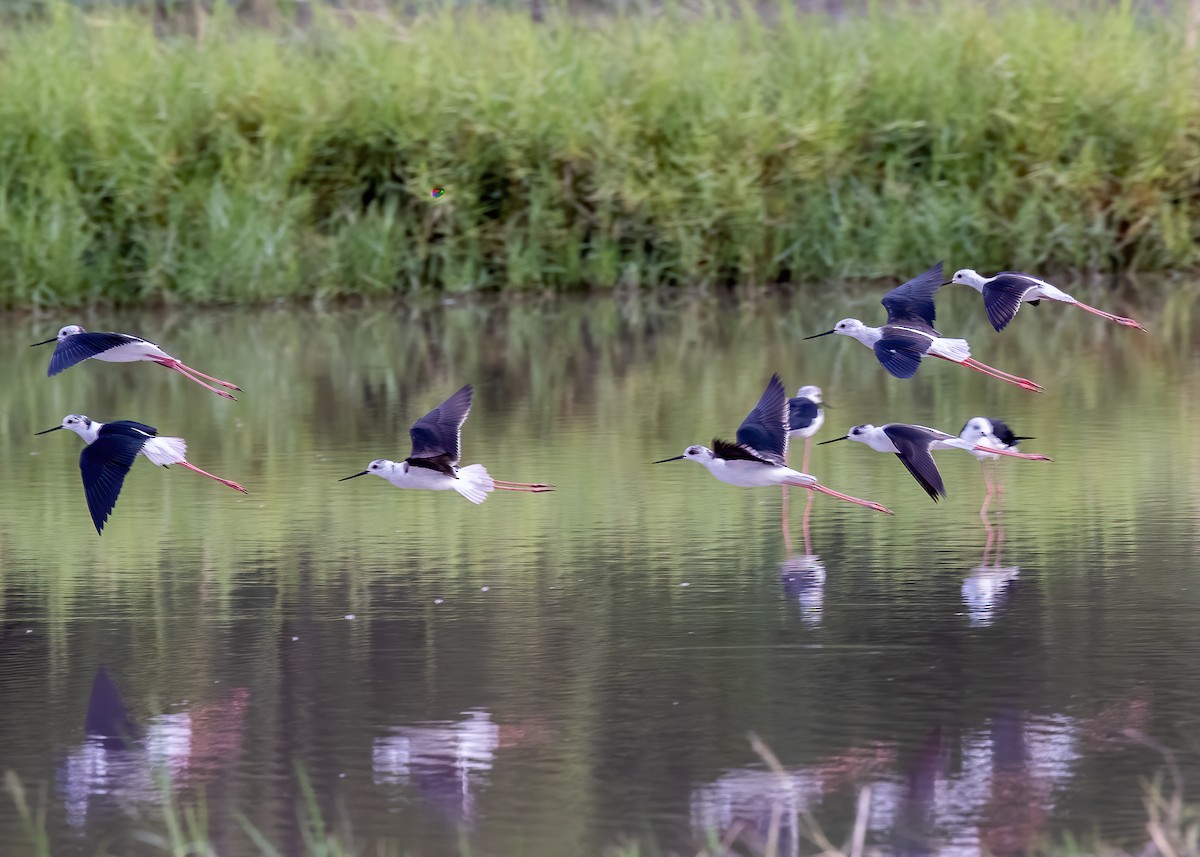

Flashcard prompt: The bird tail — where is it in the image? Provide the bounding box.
[934,337,971,362]
[453,464,495,505]
[141,436,188,466]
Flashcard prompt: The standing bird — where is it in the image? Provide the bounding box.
[338,384,554,504]
[819,423,1051,502]
[36,414,248,535]
[946,269,1146,333]
[787,385,825,473]
[30,325,242,401]
[804,262,1044,393]
[653,375,893,515]
[959,417,1036,515]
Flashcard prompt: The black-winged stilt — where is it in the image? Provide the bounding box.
[782,384,826,540]
[946,269,1147,332]
[338,384,554,503]
[804,262,1045,393]
[30,325,242,401]
[653,374,893,515]
[959,416,1036,515]
[36,414,248,535]
[819,422,1051,502]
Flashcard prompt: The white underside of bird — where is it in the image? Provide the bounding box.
[695,459,818,489]
[68,420,188,465]
[371,461,496,505]
[89,340,173,363]
[788,411,825,440]
[841,324,971,362]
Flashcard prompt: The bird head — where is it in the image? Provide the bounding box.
[653,445,715,465]
[339,458,396,482]
[36,413,97,442]
[959,416,994,445]
[796,385,823,404]
[30,324,85,347]
[947,269,987,291]
[819,424,875,447]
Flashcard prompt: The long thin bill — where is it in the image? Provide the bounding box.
[818,436,849,445]
[803,330,836,340]
[652,455,685,464]
[30,338,58,347]
[34,426,64,435]
[338,470,370,482]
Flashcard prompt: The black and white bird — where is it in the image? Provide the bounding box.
[36,414,248,535]
[30,325,241,401]
[819,422,1051,502]
[653,375,893,515]
[804,262,1044,393]
[786,385,825,473]
[339,384,554,503]
[959,416,1038,513]
[946,269,1147,333]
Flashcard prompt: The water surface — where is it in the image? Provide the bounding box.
[1,283,1199,856]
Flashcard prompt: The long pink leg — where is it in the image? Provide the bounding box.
[493,480,555,493]
[980,462,994,518]
[177,461,248,493]
[801,436,813,475]
[957,357,1044,393]
[1073,301,1147,331]
[786,480,894,515]
[973,445,1053,462]
[153,359,237,401]
[173,360,242,390]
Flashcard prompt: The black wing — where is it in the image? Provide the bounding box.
[880,262,945,327]
[873,335,928,379]
[79,432,149,535]
[408,384,473,467]
[734,374,788,465]
[103,420,158,437]
[988,418,1033,447]
[981,273,1040,332]
[788,397,819,432]
[49,332,141,377]
[882,424,947,501]
[712,437,775,465]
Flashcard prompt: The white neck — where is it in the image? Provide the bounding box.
[845,326,882,347]
[68,421,102,445]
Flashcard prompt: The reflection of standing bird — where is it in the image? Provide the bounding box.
[36,414,247,534]
[947,268,1146,332]
[30,324,241,400]
[339,384,554,503]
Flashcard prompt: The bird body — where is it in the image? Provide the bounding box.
[787,386,825,441]
[340,384,553,504]
[948,269,1146,332]
[805,263,1044,393]
[31,325,242,401]
[959,416,1034,463]
[671,448,821,490]
[36,414,247,535]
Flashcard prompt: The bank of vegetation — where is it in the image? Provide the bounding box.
[1,0,1198,307]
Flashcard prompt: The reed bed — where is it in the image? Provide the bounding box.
[1,0,1199,308]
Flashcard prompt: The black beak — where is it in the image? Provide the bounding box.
[818,435,849,445]
[30,338,57,347]
[941,280,954,286]
[803,330,836,340]
[35,426,64,435]
[338,470,370,482]
[652,455,685,464]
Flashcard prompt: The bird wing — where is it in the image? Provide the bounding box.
[79,432,150,534]
[104,420,158,437]
[788,397,819,432]
[712,437,775,465]
[49,332,141,377]
[734,374,788,465]
[981,274,1040,332]
[987,418,1032,447]
[880,262,945,327]
[882,424,947,501]
[408,384,473,467]
[872,335,927,379]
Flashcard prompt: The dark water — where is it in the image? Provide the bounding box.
[1,283,1199,856]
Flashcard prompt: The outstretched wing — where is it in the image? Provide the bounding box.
[881,262,945,328]
[988,418,1032,447]
[882,424,947,501]
[712,437,775,465]
[873,336,927,379]
[788,397,819,432]
[734,374,788,465]
[981,274,1040,332]
[79,432,149,535]
[49,332,141,377]
[104,420,158,437]
[408,384,473,467]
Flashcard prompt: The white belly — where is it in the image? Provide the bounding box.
[94,340,171,364]
[140,436,188,466]
[385,466,459,492]
[789,411,825,440]
[707,460,811,488]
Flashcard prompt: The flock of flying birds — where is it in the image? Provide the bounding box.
[31,261,1143,534]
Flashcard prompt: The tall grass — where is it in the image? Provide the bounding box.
[1,0,1199,307]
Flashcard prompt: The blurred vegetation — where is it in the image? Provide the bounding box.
[1,0,1200,307]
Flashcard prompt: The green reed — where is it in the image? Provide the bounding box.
[1,0,1198,307]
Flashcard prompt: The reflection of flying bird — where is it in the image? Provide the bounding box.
[36,414,248,534]
[339,384,554,503]
[821,423,1051,502]
[30,324,241,401]
[653,375,893,515]
[804,262,1044,392]
[947,269,1147,332]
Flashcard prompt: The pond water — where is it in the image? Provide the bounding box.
[1,282,1199,856]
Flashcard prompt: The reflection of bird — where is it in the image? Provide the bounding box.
[780,554,825,628]
[947,268,1146,333]
[820,423,1051,502]
[30,324,241,400]
[804,262,1044,392]
[339,384,554,503]
[36,414,247,534]
[654,375,893,515]
[959,417,1039,515]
